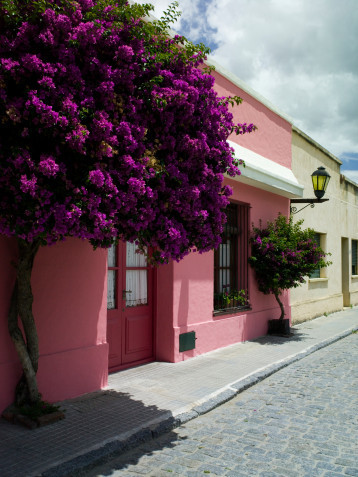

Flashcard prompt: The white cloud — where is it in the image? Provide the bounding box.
[137,0,358,172]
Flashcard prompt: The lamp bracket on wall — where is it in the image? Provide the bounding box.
[290,198,329,215]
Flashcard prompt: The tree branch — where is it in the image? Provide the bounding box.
[274,292,285,321]
[8,278,40,405]
[17,239,41,373]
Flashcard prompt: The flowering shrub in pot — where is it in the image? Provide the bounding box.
[249,214,331,335]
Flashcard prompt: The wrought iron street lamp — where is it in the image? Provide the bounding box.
[311,166,331,199]
[291,166,331,214]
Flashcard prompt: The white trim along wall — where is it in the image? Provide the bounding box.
[228,141,304,199]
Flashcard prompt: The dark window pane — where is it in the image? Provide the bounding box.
[310,233,321,279]
[214,203,249,312]
[352,240,358,275]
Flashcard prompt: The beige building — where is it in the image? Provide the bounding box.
[290,126,358,323]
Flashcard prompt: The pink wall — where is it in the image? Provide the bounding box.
[156,180,291,363]
[155,260,175,362]
[0,237,108,412]
[155,72,293,363]
[213,70,292,168]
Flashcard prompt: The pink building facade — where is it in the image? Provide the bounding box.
[0,63,303,413]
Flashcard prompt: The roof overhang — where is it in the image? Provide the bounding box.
[227,140,304,199]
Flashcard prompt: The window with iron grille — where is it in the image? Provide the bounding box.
[310,233,322,278]
[214,202,250,313]
[352,239,358,275]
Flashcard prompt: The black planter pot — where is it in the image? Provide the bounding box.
[268,319,290,336]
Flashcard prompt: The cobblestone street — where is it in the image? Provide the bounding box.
[76,332,358,477]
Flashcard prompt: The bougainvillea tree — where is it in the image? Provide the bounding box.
[249,214,331,322]
[0,0,256,407]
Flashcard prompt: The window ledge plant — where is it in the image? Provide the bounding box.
[214,288,249,311]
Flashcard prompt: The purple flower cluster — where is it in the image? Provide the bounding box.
[249,215,331,295]
[39,155,59,177]
[0,0,251,263]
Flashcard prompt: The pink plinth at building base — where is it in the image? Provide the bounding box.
[0,238,109,412]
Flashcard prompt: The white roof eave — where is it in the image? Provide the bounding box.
[227,140,304,199]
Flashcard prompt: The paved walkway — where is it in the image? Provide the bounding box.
[0,308,357,477]
[80,328,358,477]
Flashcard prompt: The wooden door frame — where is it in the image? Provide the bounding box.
[107,242,157,373]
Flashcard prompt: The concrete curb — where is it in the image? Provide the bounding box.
[41,325,358,477]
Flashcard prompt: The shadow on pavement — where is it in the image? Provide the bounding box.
[254,327,307,345]
[71,429,185,477]
[0,390,180,477]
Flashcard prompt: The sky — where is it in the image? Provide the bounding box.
[137,0,358,183]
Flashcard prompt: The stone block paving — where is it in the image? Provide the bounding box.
[0,309,357,477]
[78,332,358,477]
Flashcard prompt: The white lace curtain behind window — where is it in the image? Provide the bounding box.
[125,243,148,307]
[107,244,116,309]
[219,242,231,293]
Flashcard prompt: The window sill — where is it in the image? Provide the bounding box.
[213,305,251,317]
[352,275,358,280]
[308,277,328,283]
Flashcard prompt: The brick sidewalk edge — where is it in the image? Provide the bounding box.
[41,325,358,477]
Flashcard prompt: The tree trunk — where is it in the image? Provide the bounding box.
[274,291,285,321]
[8,238,41,406]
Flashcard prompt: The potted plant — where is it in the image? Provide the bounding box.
[229,289,248,307]
[249,214,331,335]
[214,288,248,310]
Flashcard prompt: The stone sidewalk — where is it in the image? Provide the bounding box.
[0,308,357,477]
